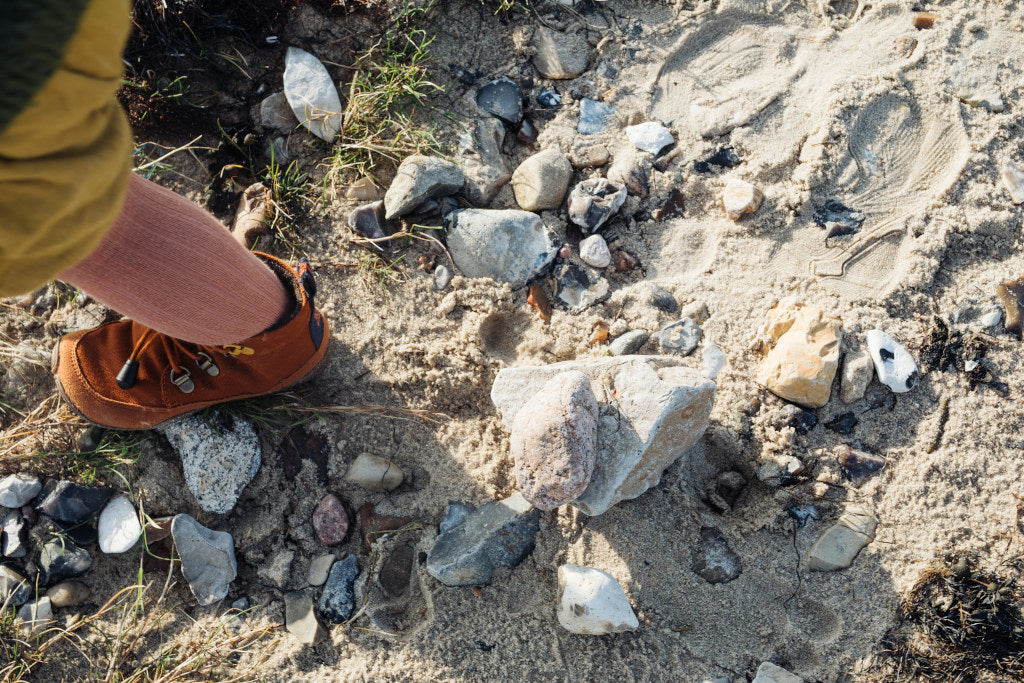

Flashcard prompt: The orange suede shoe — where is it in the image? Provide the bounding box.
[52,254,329,430]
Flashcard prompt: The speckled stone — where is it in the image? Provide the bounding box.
[312,493,350,545]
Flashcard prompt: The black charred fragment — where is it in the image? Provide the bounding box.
[825,411,858,435]
[837,445,887,482]
[653,189,686,221]
[694,146,740,174]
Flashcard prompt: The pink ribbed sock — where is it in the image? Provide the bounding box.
[59,173,291,345]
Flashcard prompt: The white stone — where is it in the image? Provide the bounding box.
[721,178,763,220]
[840,341,874,403]
[556,564,638,635]
[307,554,336,587]
[445,209,559,289]
[345,453,404,492]
[701,341,726,380]
[1002,162,1024,204]
[2,509,26,558]
[492,357,716,516]
[98,494,142,554]
[625,122,674,155]
[753,662,803,683]
[865,329,918,393]
[16,597,53,637]
[579,235,611,268]
[283,47,342,143]
[0,473,42,507]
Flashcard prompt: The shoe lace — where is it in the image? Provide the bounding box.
[116,327,224,393]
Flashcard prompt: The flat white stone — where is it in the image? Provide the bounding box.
[1002,162,1024,204]
[345,453,404,492]
[557,564,638,635]
[283,47,342,143]
[625,122,674,155]
[16,597,53,637]
[98,494,142,554]
[865,329,918,393]
[0,473,41,508]
[579,234,611,268]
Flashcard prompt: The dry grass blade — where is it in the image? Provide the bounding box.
[0,393,85,466]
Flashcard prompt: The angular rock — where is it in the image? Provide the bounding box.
[840,341,874,403]
[2,509,26,558]
[721,178,763,220]
[384,156,464,220]
[753,662,803,683]
[511,149,573,212]
[691,527,742,584]
[554,262,609,312]
[98,494,142,554]
[653,188,686,221]
[537,89,561,107]
[459,118,511,206]
[476,78,523,125]
[568,179,627,232]
[578,99,613,135]
[58,520,97,548]
[511,371,598,510]
[313,493,350,545]
[285,591,322,645]
[492,357,716,516]
[705,471,745,512]
[532,26,590,79]
[757,454,805,486]
[694,146,741,174]
[609,330,649,356]
[608,147,651,197]
[626,122,674,156]
[426,494,541,586]
[347,177,383,202]
[283,47,342,143]
[996,276,1024,338]
[556,564,638,635]
[701,341,727,380]
[837,445,887,483]
[345,453,404,492]
[318,554,360,624]
[1002,162,1024,204]
[651,318,702,356]
[579,235,611,269]
[35,480,112,524]
[16,597,52,637]
[45,581,90,608]
[39,536,92,584]
[161,413,261,515]
[445,209,558,289]
[753,298,843,409]
[865,329,918,393]
[307,553,335,587]
[825,411,857,435]
[772,404,817,434]
[434,265,453,291]
[814,199,865,238]
[649,285,678,313]
[347,201,386,241]
[257,92,295,133]
[0,473,41,508]
[0,565,31,606]
[171,514,236,606]
[808,504,877,571]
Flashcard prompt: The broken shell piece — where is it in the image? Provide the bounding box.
[579,234,611,269]
[1001,163,1024,205]
[808,504,877,571]
[721,178,763,220]
[996,276,1024,338]
[556,564,638,635]
[528,285,553,322]
[568,179,627,232]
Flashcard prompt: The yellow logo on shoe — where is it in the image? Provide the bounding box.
[221,344,255,356]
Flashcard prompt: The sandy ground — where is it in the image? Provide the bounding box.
[6,0,1024,680]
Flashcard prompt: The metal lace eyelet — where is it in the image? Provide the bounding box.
[170,368,195,394]
[196,352,220,377]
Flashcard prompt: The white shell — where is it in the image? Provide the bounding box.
[625,121,674,155]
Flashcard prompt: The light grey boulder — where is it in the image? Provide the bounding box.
[459,118,511,206]
[511,149,573,212]
[492,357,716,516]
[171,514,237,606]
[384,156,465,219]
[161,413,261,515]
[445,209,558,289]
[283,47,342,143]
[0,473,41,508]
[532,26,591,79]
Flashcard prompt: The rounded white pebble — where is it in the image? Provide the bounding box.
[345,452,404,492]
[98,494,142,554]
[579,235,611,268]
[557,564,639,635]
[865,329,918,393]
[721,178,763,220]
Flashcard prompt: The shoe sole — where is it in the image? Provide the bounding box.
[52,338,332,432]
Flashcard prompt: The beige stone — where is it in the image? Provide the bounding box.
[721,178,763,220]
[512,149,573,211]
[840,341,873,403]
[753,298,842,408]
[808,504,877,571]
[46,581,90,608]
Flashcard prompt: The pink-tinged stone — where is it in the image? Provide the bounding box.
[312,494,349,546]
[510,371,598,511]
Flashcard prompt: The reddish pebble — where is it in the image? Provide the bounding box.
[313,493,350,546]
[558,244,573,259]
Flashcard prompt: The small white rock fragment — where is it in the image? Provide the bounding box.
[98,494,142,554]
[625,122,674,156]
[345,453,404,492]
[579,235,611,268]
[283,47,343,143]
[701,341,726,380]
[1002,162,1024,204]
[0,473,42,508]
[865,329,918,393]
[753,661,804,683]
[721,178,763,220]
[17,597,53,637]
[556,564,638,635]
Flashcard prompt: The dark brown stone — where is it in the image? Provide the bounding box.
[280,427,330,483]
[996,277,1024,339]
[837,445,886,483]
[653,189,685,221]
[313,494,350,546]
[358,503,412,552]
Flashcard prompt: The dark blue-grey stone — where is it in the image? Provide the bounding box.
[773,404,818,434]
[35,480,113,525]
[694,146,740,174]
[439,502,474,534]
[347,201,386,240]
[813,200,865,238]
[825,411,858,435]
[609,330,649,356]
[786,504,820,528]
[426,493,540,587]
[0,565,31,606]
[318,554,360,624]
[651,318,702,356]
[476,78,523,125]
[39,536,93,584]
[578,99,614,135]
[649,285,678,313]
[56,520,98,547]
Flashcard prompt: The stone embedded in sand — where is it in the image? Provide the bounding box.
[476,78,523,125]
[554,262,610,312]
[578,99,614,135]
[653,188,686,221]
[837,445,887,483]
[39,535,92,584]
[307,554,336,587]
[511,149,573,212]
[445,209,558,289]
[537,89,561,107]
[161,413,260,515]
[0,565,31,607]
[384,156,464,220]
[753,662,803,683]
[285,591,323,645]
[257,92,295,133]
[721,178,763,220]
[259,548,294,588]
[347,177,383,202]
[16,597,53,637]
[651,318,702,356]
[808,504,877,571]
[570,141,610,169]
[701,341,727,380]
[840,341,874,403]
[459,118,511,206]
[772,403,818,434]
[556,564,638,635]
[694,146,741,174]
[626,121,674,156]
[45,581,90,608]
[579,235,611,269]
[825,411,858,435]
[492,357,716,516]
[532,26,591,79]
[426,494,541,586]
[511,371,598,511]
[347,201,386,241]
[691,527,742,584]
[609,330,649,356]
[358,503,413,551]
[996,276,1024,338]
[753,299,843,409]
[757,454,805,486]
[35,479,112,525]
[345,453,404,492]
[648,285,678,313]
[813,199,865,238]
[283,47,342,143]
[171,514,236,606]
[318,554,361,624]
[608,147,652,197]
[434,265,453,291]
[312,493,350,545]
[97,494,142,554]
[1002,162,1024,204]
[568,178,627,232]
[0,473,41,508]
[865,329,918,393]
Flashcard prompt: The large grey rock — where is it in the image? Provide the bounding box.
[0,473,41,508]
[161,413,261,515]
[0,565,31,607]
[427,494,541,586]
[476,78,523,125]
[491,357,716,516]
[318,554,360,624]
[98,494,142,554]
[39,536,92,584]
[171,514,236,606]
[511,149,573,212]
[532,26,591,79]
[651,318,702,356]
[459,118,511,206]
[384,156,465,219]
[35,479,111,524]
[556,564,638,635]
[445,209,558,289]
[283,47,342,142]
